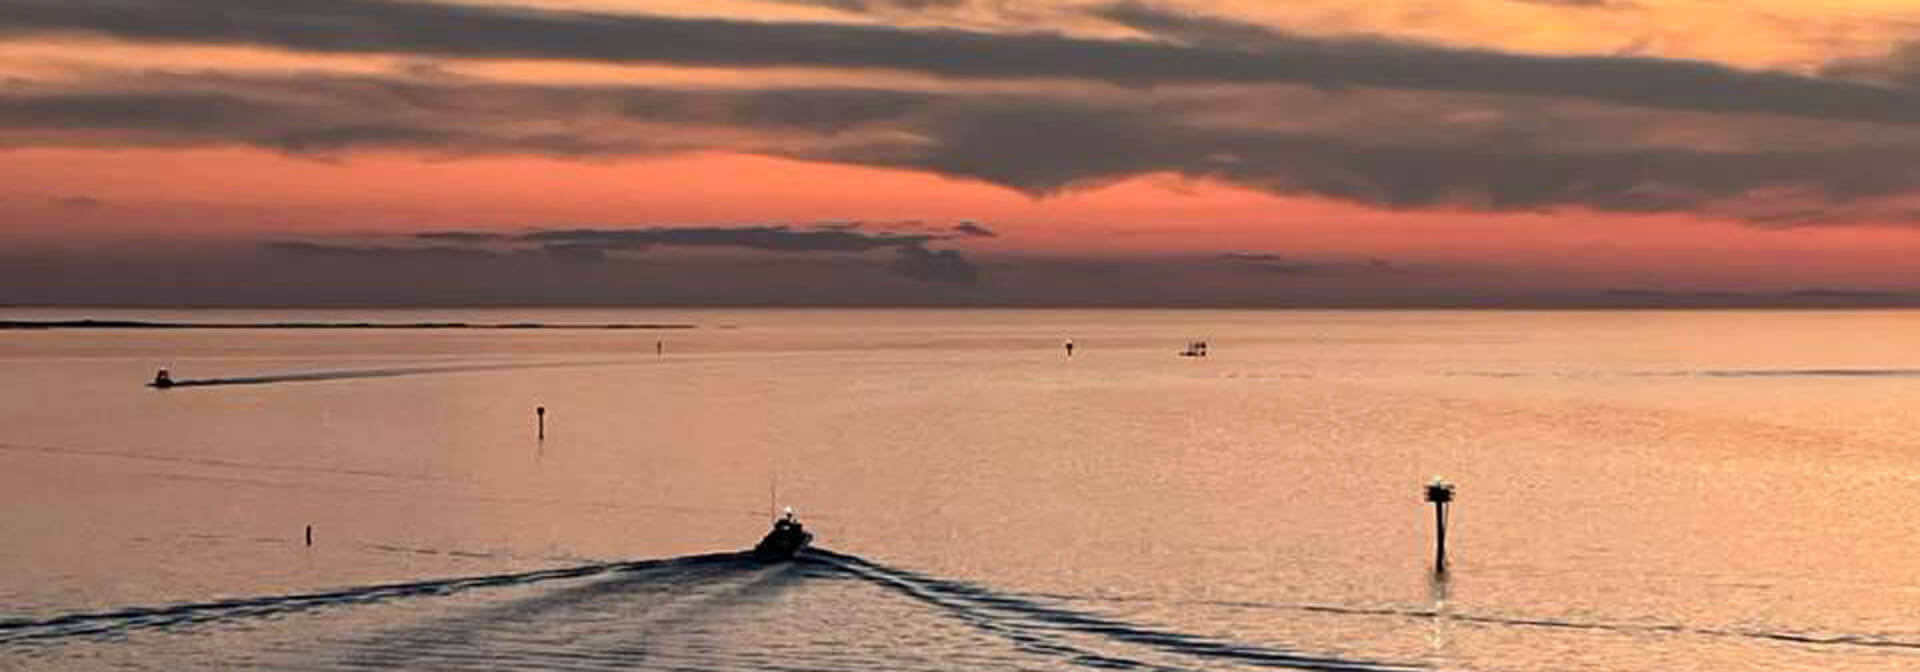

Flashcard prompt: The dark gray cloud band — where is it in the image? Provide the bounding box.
[8,69,1920,221]
[7,70,1920,221]
[0,74,937,154]
[6,0,1920,127]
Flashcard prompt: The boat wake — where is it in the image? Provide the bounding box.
[0,553,744,646]
[1686,368,1920,379]
[149,360,639,388]
[808,549,1414,671]
[8,548,1918,670]
[1049,592,1920,653]
[1,549,1419,671]
[1448,367,1920,380]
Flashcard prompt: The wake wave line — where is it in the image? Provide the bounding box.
[1447,368,1920,380]
[1046,593,1920,653]
[0,552,744,645]
[1688,368,1920,379]
[806,549,1418,672]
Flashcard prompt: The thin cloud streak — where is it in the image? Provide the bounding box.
[267,222,987,286]
[51,195,103,208]
[519,226,941,253]
[952,222,998,237]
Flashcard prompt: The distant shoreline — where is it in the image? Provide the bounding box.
[6,303,1920,312]
[0,319,697,330]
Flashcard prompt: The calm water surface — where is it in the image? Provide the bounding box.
[4,308,1920,671]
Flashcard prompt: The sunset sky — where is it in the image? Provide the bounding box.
[8,0,1920,305]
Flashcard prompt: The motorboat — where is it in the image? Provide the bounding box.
[753,508,813,562]
[1179,341,1209,357]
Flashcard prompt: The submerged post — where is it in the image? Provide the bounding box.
[536,406,546,440]
[1425,477,1454,574]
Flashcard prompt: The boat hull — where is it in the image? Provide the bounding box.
[752,527,812,562]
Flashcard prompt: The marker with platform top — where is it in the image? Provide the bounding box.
[1425,477,1455,574]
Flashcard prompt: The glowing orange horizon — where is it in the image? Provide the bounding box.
[4,146,1920,292]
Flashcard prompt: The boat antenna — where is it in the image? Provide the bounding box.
[769,471,777,524]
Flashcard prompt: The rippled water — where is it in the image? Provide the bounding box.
[5,308,1920,671]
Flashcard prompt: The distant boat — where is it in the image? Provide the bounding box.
[150,368,175,388]
[1179,341,1209,357]
[753,508,813,562]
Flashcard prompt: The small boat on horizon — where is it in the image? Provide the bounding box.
[753,507,813,562]
[150,368,175,388]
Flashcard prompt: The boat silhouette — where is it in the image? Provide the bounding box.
[753,508,812,562]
